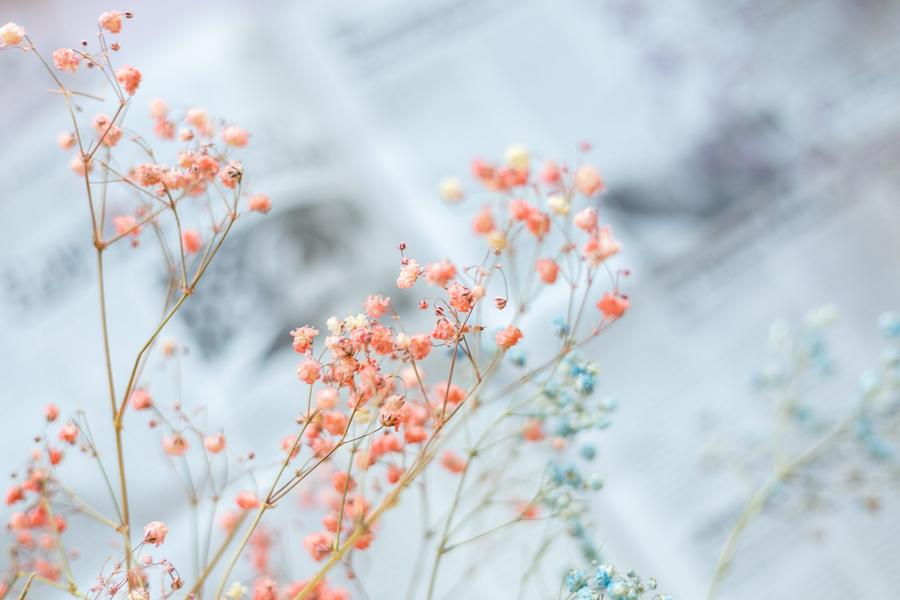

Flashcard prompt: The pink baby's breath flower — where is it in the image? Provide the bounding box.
[148,98,168,119]
[304,531,333,561]
[581,228,620,265]
[162,434,188,456]
[447,282,475,312]
[364,294,391,318]
[93,114,123,147]
[597,292,629,319]
[472,206,495,235]
[221,125,250,147]
[425,259,457,287]
[574,164,605,196]
[5,486,24,506]
[440,450,466,474]
[317,387,338,409]
[290,326,319,353]
[56,132,75,150]
[495,324,523,350]
[525,211,551,239]
[540,160,561,184]
[204,433,226,454]
[248,193,271,214]
[51,48,80,72]
[0,23,25,48]
[185,107,210,133]
[219,160,243,189]
[142,521,168,546]
[408,334,431,360]
[44,404,60,422]
[297,359,322,384]
[219,509,240,532]
[116,65,141,95]
[113,215,141,246]
[58,423,79,445]
[181,229,202,254]
[522,419,545,441]
[236,491,260,510]
[573,207,598,233]
[98,11,123,34]
[535,258,559,284]
[129,388,152,410]
[509,198,536,221]
[70,155,92,176]
[396,259,420,289]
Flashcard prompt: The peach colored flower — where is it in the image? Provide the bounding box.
[408,334,431,360]
[221,125,249,147]
[290,326,319,353]
[495,324,523,350]
[522,419,545,441]
[396,259,420,289]
[98,12,123,34]
[581,228,620,265]
[142,521,168,546]
[540,160,561,184]
[70,155,92,175]
[364,294,391,318]
[148,98,168,119]
[597,292,629,318]
[425,259,456,287]
[204,434,226,454]
[129,388,152,410]
[447,282,475,312]
[44,404,60,422]
[316,387,338,409]
[182,229,202,254]
[304,531,333,561]
[0,23,25,48]
[535,258,559,284]
[248,193,271,214]
[440,450,466,474]
[115,66,142,95]
[162,434,188,456]
[236,491,260,510]
[297,359,322,384]
[573,207,598,233]
[574,164,605,196]
[51,48,80,72]
[58,423,79,444]
[472,206,495,235]
[525,211,551,239]
[56,132,75,150]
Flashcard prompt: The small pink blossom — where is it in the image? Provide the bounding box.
[44,404,60,422]
[204,434,226,454]
[447,282,475,313]
[219,160,243,189]
[248,193,271,214]
[297,359,322,384]
[148,98,168,119]
[142,521,168,546]
[58,423,79,445]
[181,229,202,254]
[162,434,188,456]
[51,48,80,72]
[424,259,457,287]
[115,65,142,95]
[573,207,598,233]
[98,11,123,34]
[236,491,261,510]
[495,324,523,350]
[535,258,559,284]
[396,259,421,289]
[0,23,25,48]
[70,155,92,176]
[472,206,495,235]
[574,164,605,196]
[365,294,391,318]
[597,292,629,318]
[408,334,431,360]
[221,125,250,147]
[581,228,620,265]
[290,326,319,353]
[317,387,338,409]
[56,132,76,150]
[440,450,466,474]
[304,531,333,561]
[129,388,152,410]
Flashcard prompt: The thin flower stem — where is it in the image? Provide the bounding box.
[706,416,853,599]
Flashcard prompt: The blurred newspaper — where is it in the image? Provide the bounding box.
[1,0,899,597]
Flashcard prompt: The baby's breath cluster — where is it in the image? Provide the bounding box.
[565,563,669,600]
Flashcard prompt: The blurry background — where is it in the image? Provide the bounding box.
[1,0,899,597]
